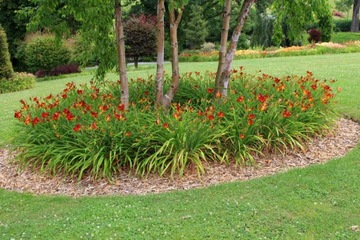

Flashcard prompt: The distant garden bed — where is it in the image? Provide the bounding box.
[179,41,360,62]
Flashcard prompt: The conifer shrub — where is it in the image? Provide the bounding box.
[0,25,15,80]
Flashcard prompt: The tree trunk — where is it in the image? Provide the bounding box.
[214,0,232,96]
[351,0,360,32]
[115,0,129,109]
[134,57,139,68]
[155,0,165,108]
[162,1,184,108]
[216,0,255,98]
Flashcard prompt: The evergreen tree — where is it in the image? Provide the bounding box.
[183,5,208,49]
[0,25,15,80]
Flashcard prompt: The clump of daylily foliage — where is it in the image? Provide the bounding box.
[14,68,338,179]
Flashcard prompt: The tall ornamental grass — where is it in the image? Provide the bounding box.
[13,69,338,179]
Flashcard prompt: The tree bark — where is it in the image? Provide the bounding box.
[351,0,360,32]
[155,0,165,108]
[214,0,232,96]
[115,0,129,109]
[216,0,255,98]
[162,1,184,108]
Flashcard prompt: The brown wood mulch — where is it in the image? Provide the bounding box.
[0,118,359,197]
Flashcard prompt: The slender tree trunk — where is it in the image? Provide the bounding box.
[214,0,232,96]
[216,0,255,98]
[351,0,360,32]
[162,1,184,108]
[115,0,129,109]
[155,0,165,108]
[134,57,139,68]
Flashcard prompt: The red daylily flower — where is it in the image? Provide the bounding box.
[236,96,244,102]
[52,112,61,120]
[41,112,49,118]
[73,124,81,132]
[32,117,40,126]
[282,110,292,118]
[14,111,22,119]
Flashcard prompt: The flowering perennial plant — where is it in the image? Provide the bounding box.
[14,69,338,179]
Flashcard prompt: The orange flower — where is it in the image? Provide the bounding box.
[73,124,81,132]
[208,115,215,121]
[215,91,222,98]
[24,114,31,125]
[239,134,245,139]
[124,132,131,137]
[173,112,181,120]
[207,88,214,94]
[90,122,98,130]
[236,96,244,102]
[77,89,84,94]
[259,103,268,111]
[282,110,292,118]
[99,105,109,112]
[162,123,169,129]
[311,84,317,90]
[217,112,225,118]
[114,113,125,121]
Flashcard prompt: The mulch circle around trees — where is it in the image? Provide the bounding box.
[1,118,359,197]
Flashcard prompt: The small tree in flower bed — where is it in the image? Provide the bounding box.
[13,69,338,179]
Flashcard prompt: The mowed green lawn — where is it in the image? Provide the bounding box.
[0,53,359,239]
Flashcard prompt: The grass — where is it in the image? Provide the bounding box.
[1,148,359,239]
[0,53,360,239]
[331,32,360,43]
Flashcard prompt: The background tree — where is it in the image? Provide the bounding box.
[215,0,333,98]
[0,25,15,80]
[183,4,208,49]
[251,0,275,48]
[351,0,360,32]
[25,0,130,108]
[335,0,353,14]
[124,14,157,68]
[0,0,34,70]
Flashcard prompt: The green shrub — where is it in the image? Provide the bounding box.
[0,72,35,94]
[334,19,352,32]
[0,25,15,80]
[13,70,338,180]
[22,35,71,73]
[318,12,333,42]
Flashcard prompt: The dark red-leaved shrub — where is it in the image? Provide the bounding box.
[34,70,47,78]
[49,64,81,76]
[308,29,321,43]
